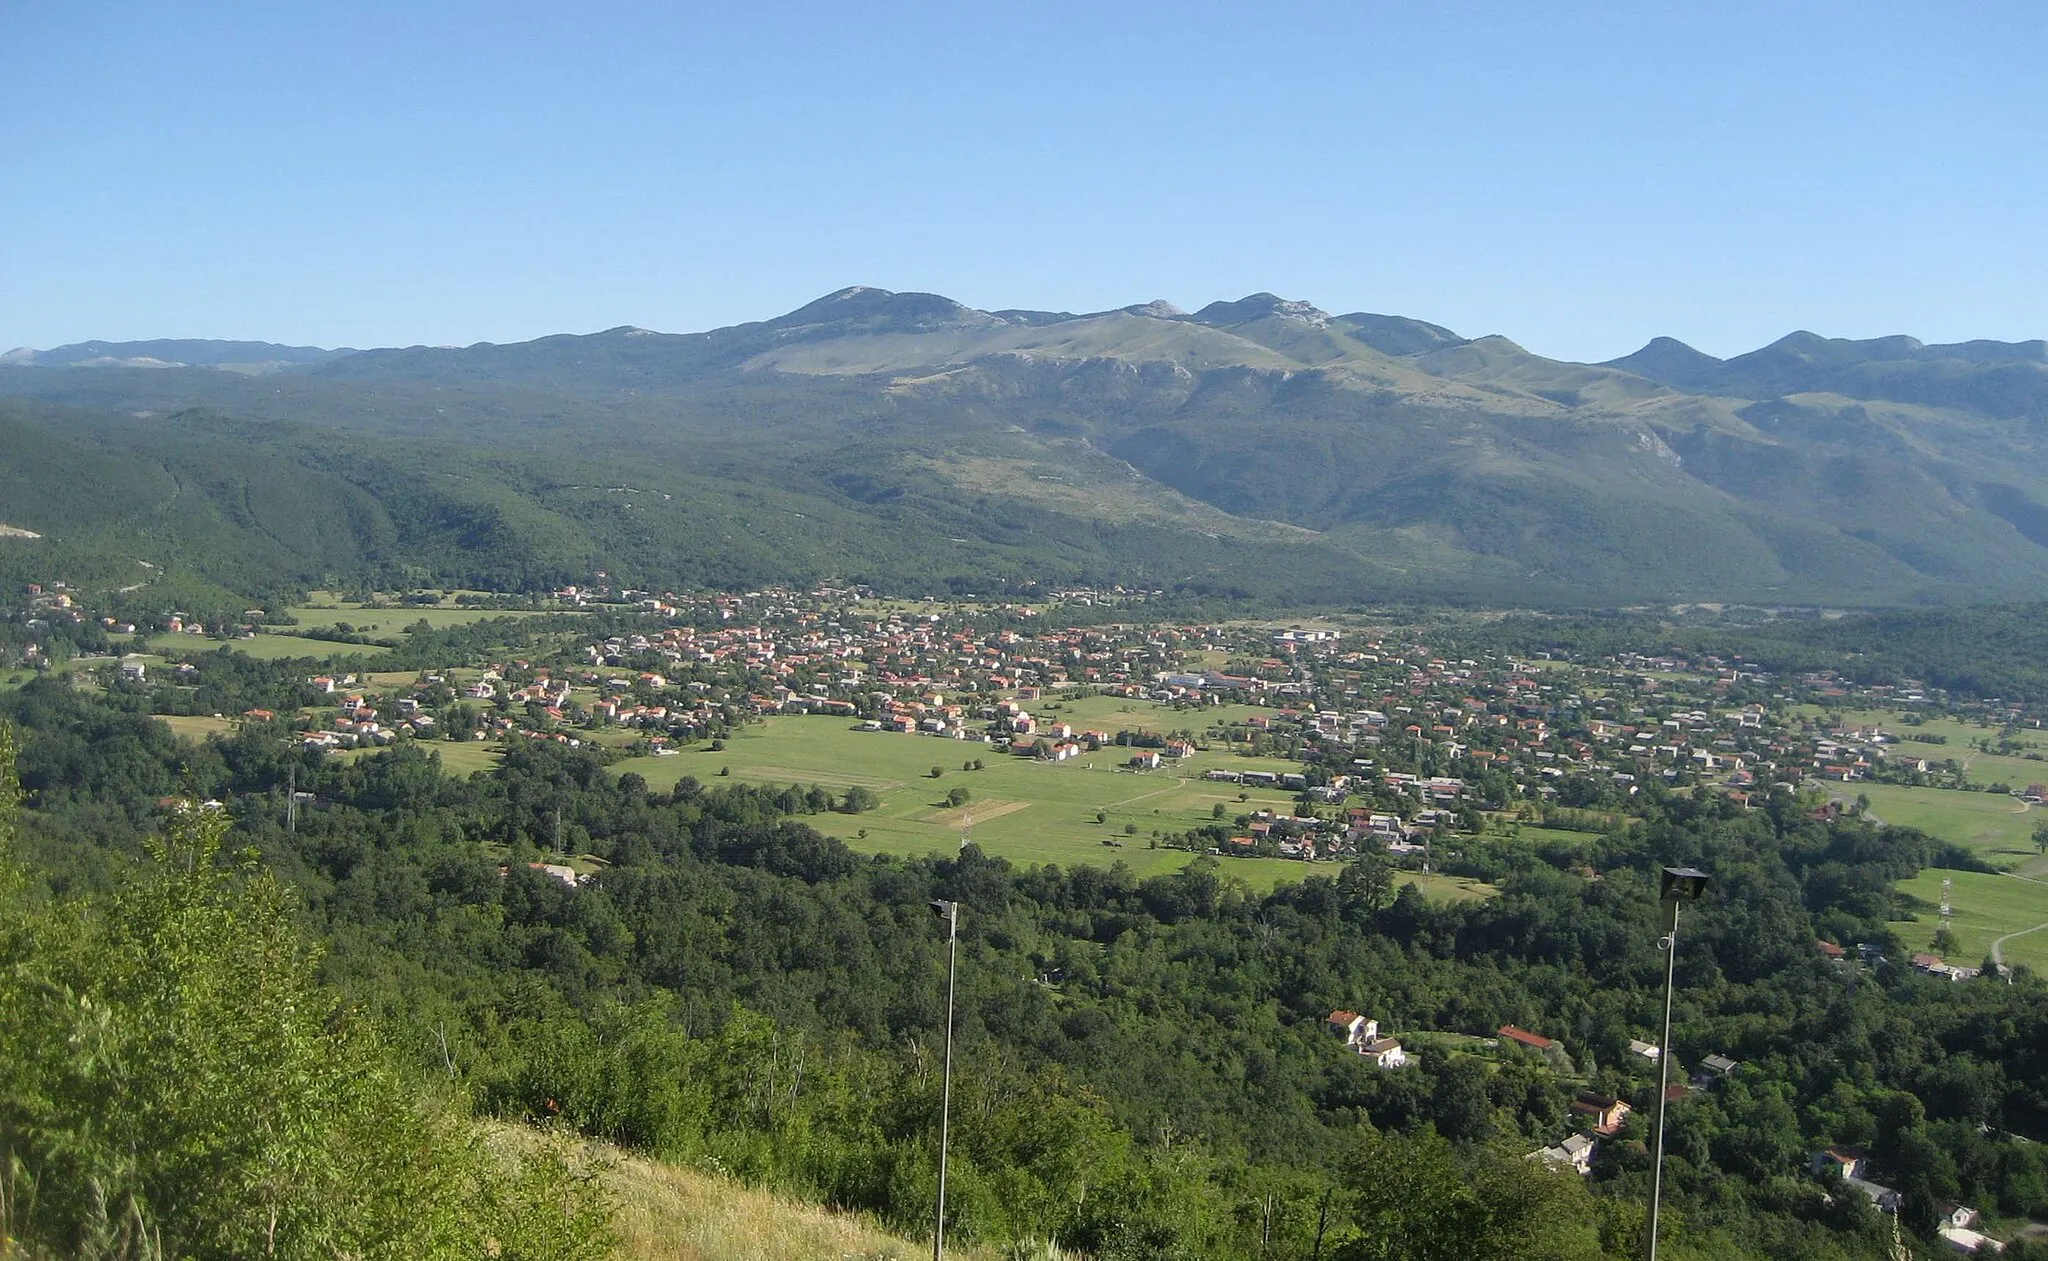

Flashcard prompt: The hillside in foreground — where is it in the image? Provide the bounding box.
[592,1134,1011,1261]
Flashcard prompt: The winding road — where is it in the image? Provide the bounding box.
[1991,872,2048,968]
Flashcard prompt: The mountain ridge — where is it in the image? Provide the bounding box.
[12,289,2042,383]
[3,287,2047,607]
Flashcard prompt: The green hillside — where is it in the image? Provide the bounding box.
[4,287,2047,606]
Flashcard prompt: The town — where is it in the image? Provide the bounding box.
[6,579,2048,1251]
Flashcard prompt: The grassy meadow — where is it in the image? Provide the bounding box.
[145,631,389,661]
[159,714,237,742]
[1856,783,2047,875]
[428,739,506,776]
[1888,869,2048,973]
[612,710,1473,895]
[286,599,561,634]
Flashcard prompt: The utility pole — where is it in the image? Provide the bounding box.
[929,899,961,1261]
[1647,867,1709,1261]
[286,764,296,833]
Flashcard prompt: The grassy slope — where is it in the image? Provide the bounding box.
[485,1125,1009,1261]
[1855,783,2046,873]
[1887,869,2048,973]
[610,1148,961,1261]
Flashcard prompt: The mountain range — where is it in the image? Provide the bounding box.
[3,287,2046,608]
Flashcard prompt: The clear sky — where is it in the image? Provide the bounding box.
[4,1,2043,361]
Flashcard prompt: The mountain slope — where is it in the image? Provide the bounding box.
[1,338,353,372]
[3,289,2046,606]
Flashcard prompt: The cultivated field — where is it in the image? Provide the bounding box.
[1888,869,2048,973]
[612,711,1480,896]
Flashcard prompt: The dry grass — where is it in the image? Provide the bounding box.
[606,1148,1011,1261]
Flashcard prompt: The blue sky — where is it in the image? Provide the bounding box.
[3,1,2042,361]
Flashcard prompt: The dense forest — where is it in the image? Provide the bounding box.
[3,666,2046,1258]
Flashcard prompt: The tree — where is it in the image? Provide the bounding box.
[2034,819,2048,855]
[1430,1055,1495,1144]
[930,765,945,779]
[1212,802,1227,819]
[1333,1128,1610,1261]
[0,778,614,1259]
[946,787,971,808]
[840,785,880,813]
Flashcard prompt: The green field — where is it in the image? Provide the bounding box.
[286,602,562,633]
[1888,870,2048,973]
[1397,872,1497,902]
[158,714,236,742]
[1509,825,1600,848]
[1856,783,2047,875]
[611,712,1449,894]
[430,740,506,776]
[143,632,388,661]
[1954,748,2048,791]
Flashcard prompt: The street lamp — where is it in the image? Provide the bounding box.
[929,898,961,1261]
[1647,867,1709,1261]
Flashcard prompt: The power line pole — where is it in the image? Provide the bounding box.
[929,899,961,1261]
[1647,867,1709,1261]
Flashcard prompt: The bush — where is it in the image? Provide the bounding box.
[0,759,615,1260]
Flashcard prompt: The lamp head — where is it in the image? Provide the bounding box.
[929,899,959,924]
[1660,867,1710,903]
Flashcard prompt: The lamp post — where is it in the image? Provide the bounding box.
[1647,866,1709,1261]
[929,898,961,1261]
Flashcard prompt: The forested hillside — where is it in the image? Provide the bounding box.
[5,288,2048,607]
[3,664,2046,1258]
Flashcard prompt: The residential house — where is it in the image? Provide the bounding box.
[1572,1093,1631,1136]
[1498,1025,1557,1052]
[1936,1205,2002,1254]
[1811,1146,1869,1181]
[1327,1011,1378,1047]
[1530,1133,1597,1175]
[1359,1036,1410,1069]
[528,862,581,887]
[1693,1054,1739,1089]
